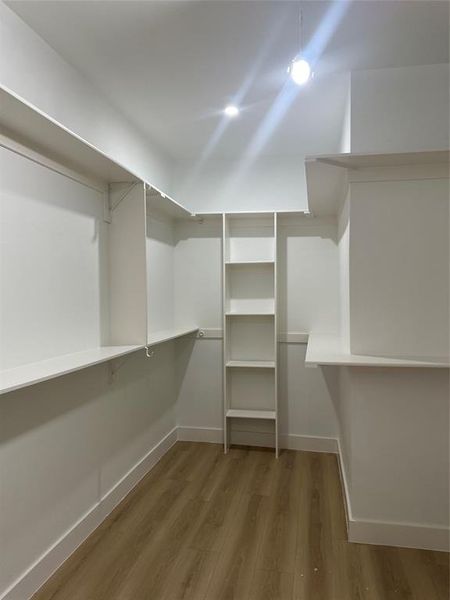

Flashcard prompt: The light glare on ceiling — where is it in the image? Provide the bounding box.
[224,105,239,117]
[288,58,312,85]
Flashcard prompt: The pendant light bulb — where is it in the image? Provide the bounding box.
[289,57,312,85]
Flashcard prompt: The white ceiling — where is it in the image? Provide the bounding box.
[7,1,449,160]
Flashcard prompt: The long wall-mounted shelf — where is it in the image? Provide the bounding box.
[305,150,450,216]
[147,327,199,347]
[0,346,144,396]
[0,86,193,218]
[305,334,450,369]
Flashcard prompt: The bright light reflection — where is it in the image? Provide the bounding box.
[289,58,311,85]
[224,105,239,117]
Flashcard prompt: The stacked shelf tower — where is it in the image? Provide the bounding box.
[222,213,278,457]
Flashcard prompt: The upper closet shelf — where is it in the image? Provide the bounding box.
[0,345,144,395]
[146,185,194,219]
[147,326,199,347]
[0,87,139,185]
[305,334,449,369]
[0,87,193,217]
[305,150,450,217]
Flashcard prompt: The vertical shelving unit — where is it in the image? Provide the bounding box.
[222,213,278,457]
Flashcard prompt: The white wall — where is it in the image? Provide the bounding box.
[0,346,177,597]
[351,63,450,153]
[0,2,174,192]
[349,176,449,359]
[335,366,449,550]
[337,190,350,350]
[173,156,309,214]
[339,74,351,154]
[0,146,108,369]
[146,213,175,334]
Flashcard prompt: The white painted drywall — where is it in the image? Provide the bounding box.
[278,215,340,336]
[336,366,449,534]
[0,146,108,369]
[172,156,309,213]
[146,213,176,334]
[0,2,174,192]
[0,346,177,596]
[351,63,450,153]
[338,190,350,351]
[349,176,449,359]
[339,74,351,154]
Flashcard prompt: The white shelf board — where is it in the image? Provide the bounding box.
[226,360,275,368]
[146,185,193,219]
[226,409,276,419]
[225,310,275,316]
[0,345,143,395]
[305,150,450,217]
[0,87,194,219]
[311,150,450,170]
[0,86,139,184]
[147,326,199,347]
[225,260,274,265]
[305,334,450,369]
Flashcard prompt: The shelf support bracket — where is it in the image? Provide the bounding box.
[105,182,138,223]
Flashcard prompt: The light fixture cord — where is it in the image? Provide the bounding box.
[299,3,303,55]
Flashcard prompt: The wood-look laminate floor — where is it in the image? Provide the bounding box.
[33,443,449,600]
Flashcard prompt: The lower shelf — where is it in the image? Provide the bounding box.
[147,326,199,347]
[226,360,275,368]
[0,345,143,395]
[226,409,276,420]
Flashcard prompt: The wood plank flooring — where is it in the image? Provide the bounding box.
[33,443,449,600]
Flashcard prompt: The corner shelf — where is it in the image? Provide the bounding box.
[226,409,276,420]
[305,334,449,368]
[147,326,199,347]
[0,345,144,395]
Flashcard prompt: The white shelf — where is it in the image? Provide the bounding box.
[226,360,275,368]
[0,345,143,395]
[225,260,274,265]
[305,150,450,217]
[226,310,275,316]
[147,326,199,347]
[146,185,193,219]
[226,409,276,419]
[0,86,139,184]
[0,87,193,218]
[305,334,450,369]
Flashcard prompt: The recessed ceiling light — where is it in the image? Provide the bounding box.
[288,58,312,85]
[224,105,239,117]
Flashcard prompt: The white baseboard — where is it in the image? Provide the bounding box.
[177,426,338,454]
[177,426,223,443]
[348,518,449,553]
[336,439,449,553]
[2,427,178,600]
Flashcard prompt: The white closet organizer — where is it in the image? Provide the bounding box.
[0,87,194,394]
[222,213,279,457]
